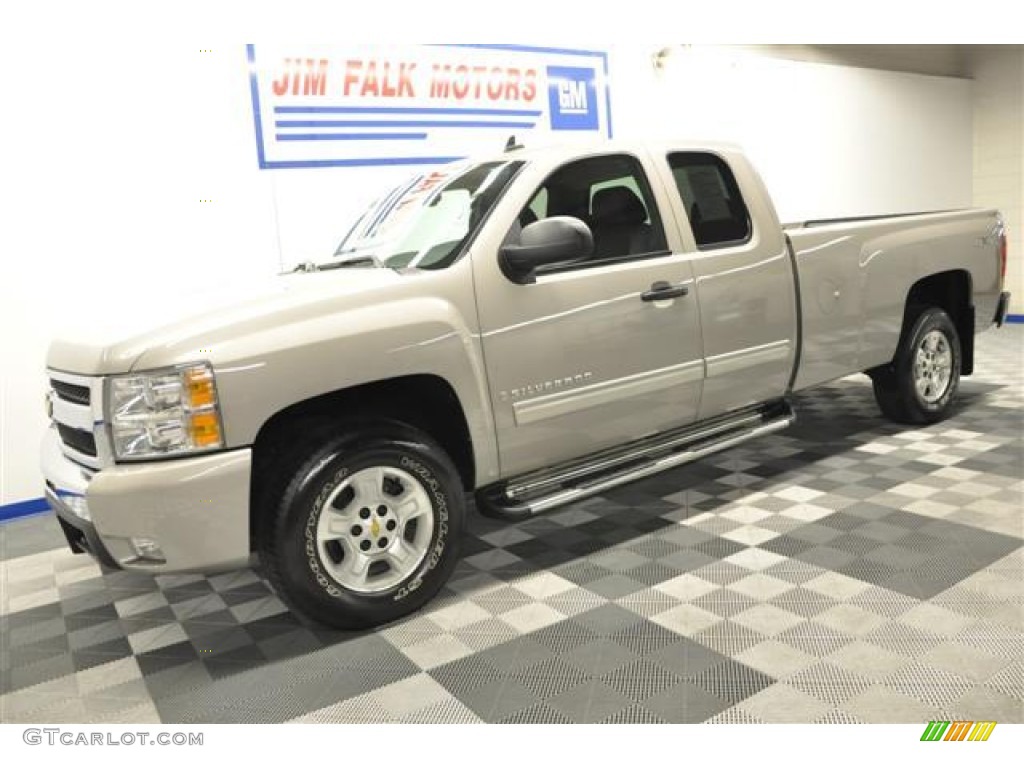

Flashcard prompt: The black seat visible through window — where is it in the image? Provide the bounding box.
[690,198,748,245]
[589,186,656,258]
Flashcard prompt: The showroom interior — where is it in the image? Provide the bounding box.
[1,43,1022,726]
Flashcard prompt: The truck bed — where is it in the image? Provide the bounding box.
[782,208,1003,392]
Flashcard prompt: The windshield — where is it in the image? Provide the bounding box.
[332,159,523,270]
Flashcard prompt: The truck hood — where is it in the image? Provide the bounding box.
[46,268,407,375]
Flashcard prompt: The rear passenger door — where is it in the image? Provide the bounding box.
[655,150,798,420]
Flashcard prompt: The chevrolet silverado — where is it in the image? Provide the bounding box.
[42,140,1011,627]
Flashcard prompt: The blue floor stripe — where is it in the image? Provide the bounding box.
[1006,314,1023,324]
[0,497,51,522]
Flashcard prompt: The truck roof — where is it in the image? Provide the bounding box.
[471,137,747,166]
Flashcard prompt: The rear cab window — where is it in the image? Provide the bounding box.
[668,152,751,250]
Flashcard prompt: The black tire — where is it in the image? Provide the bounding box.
[257,421,464,629]
[870,307,961,424]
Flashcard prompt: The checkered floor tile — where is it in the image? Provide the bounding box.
[2,326,1022,723]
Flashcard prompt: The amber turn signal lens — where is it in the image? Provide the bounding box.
[189,411,222,447]
[185,366,216,408]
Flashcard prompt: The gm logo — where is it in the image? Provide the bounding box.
[547,66,598,131]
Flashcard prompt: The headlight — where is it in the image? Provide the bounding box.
[108,363,224,460]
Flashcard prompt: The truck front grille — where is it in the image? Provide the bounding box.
[56,423,97,457]
[51,379,91,406]
[48,369,108,469]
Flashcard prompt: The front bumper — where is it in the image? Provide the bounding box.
[995,291,1011,327]
[42,427,252,573]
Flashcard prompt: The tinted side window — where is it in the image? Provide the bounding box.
[520,154,668,266]
[669,152,751,249]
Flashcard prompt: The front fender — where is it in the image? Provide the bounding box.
[214,297,496,483]
[130,267,499,485]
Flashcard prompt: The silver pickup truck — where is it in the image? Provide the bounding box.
[42,140,1011,628]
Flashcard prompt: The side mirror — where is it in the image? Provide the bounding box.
[499,216,594,284]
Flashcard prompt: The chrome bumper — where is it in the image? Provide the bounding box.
[41,427,253,573]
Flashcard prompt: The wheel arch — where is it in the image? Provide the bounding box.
[900,269,974,375]
[248,374,476,550]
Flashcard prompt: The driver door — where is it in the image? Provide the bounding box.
[473,151,706,478]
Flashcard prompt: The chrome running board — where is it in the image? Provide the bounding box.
[476,401,795,520]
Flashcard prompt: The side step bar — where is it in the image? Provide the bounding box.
[476,401,795,521]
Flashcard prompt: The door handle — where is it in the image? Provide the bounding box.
[641,281,689,302]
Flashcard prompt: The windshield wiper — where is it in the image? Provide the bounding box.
[291,254,386,273]
[322,254,385,269]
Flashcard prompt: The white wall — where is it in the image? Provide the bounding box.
[0,44,977,506]
[610,46,974,223]
[971,46,1023,315]
[0,45,281,507]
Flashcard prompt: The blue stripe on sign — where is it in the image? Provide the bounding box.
[276,133,428,142]
[0,497,50,522]
[274,105,542,117]
[1006,314,1023,324]
[261,157,464,169]
[276,120,535,129]
[246,44,268,169]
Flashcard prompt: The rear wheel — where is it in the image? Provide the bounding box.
[871,307,961,424]
[258,422,464,629]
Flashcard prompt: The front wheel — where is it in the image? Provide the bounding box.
[870,307,961,424]
[258,423,465,629]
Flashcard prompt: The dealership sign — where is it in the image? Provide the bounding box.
[246,44,612,169]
